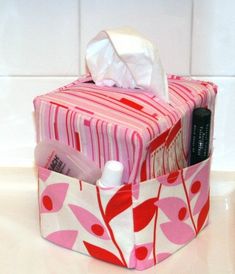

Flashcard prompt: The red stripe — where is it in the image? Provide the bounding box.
[74,132,80,151]
[64,91,156,138]
[166,120,181,147]
[128,92,178,124]
[96,186,127,267]
[89,118,95,161]
[78,87,162,135]
[95,119,101,167]
[84,119,90,126]
[65,111,70,146]
[101,121,106,165]
[75,106,94,115]
[153,184,162,264]
[124,128,131,176]
[105,122,110,162]
[140,159,147,181]
[170,82,196,107]
[149,128,170,153]
[70,112,75,148]
[169,85,192,110]
[79,180,82,191]
[114,125,119,160]
[48,104,52,139]
[120,98,143,110]
[49,101,68,109]
[54,107,59,140]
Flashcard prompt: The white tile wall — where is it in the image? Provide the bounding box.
[192,0,235,75]
[0,0,79,76]
[0,0,234,171]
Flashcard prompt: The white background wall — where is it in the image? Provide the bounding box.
[0,0,234,170]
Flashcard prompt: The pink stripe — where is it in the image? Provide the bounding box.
[126,92,177,125]
[83,117,93,159]
[105,122,110,161]
[170,82,197,107]
[100,121,106,167]
[169,85,192,110]
[95,119,101,167]
[62,91,157,138]
[131,132,143,183]
[53,92,151,133]
[75,106,94,115]
[65,111,70,145]
[70,111,75,148]
[89,118,95,161]
[79,88,159,137]
[54,106,59,140]
[48,104,52,139]
[124,128,131,178]
[68,87,154,120]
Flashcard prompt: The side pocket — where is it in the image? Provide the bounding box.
[132,156,211,270]
[38,167,135,268]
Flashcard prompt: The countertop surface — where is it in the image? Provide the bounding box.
[0,168,235,274]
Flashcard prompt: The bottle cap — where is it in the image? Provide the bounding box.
[99,160,124,187]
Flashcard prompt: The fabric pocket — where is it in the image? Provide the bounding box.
[132,156,211,270]
[38,167,134,268]
[38,155,211,270]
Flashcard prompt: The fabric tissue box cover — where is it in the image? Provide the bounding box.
[34,75,217,270]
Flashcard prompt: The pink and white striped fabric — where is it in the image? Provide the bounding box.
[34,75,217,183]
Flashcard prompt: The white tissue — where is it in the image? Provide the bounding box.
[86,27,169,101]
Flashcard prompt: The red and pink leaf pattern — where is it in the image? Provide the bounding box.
[83,241,124,266]
[38,167,51,182]
[186,159,210,215]
[160,221,195,245]
[104,184,132,223]
[40,183,69,213]
[157,170,182,186]
[133,198,157,232]
[129,243,154,270]
[156,197,189,222]
[69,204,110,240]
[46,230,78,249]
[157,252,171,263]
[197,196,210,233]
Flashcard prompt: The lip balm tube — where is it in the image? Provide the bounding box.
[190,108,211,165]
[97,160,124,188]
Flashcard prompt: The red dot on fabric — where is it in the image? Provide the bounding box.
[167,171,179,184]
[91,224,104,236]
[135,246,148,260]
[191,181,201,194]
[178,207,187,220]
[42,195,53,210]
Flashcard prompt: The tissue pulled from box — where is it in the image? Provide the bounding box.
[86,27,169,101]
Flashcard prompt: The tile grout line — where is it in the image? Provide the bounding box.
[189,0,194,76]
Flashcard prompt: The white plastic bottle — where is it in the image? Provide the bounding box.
[96,160,124,188]
[35,140,101,184]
